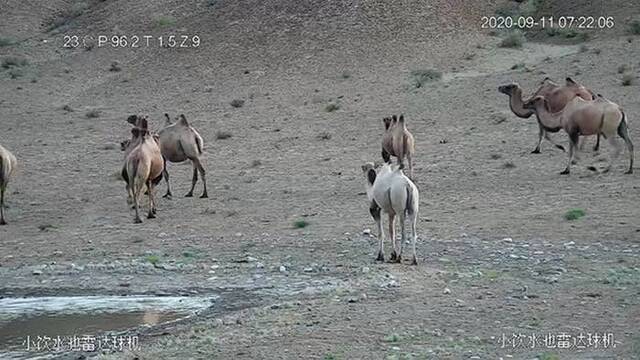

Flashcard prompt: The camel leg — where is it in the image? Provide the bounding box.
[594,133,601,152]
[544,130,566,152]
[185,167,198,197]
[410,210,418,265]
[618,121,634,174]
[388,213,397,262]
[132,179,142,224]
[194,158,208,198]
[407,153,414,180]
[561,133,578,175]
[147,180,156,219]
[370,203,384,262]
[603,137,622,173]
[396,212,405,263]
[0,186,6,225]
[532,125,544,154]
[162,159,172,198]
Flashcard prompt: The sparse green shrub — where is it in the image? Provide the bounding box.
[500,30,525,48]
[155,15,177,28]
[630,19,640,35]
[0,37,15,47]
[145,255,160,265]
[564,209,586,221]
[8,69,23,79]
[85,109,101,118]
[230,99,244,108]
[622,74,635,86]
[47,1,89,31]
[1,56,28,69]
[293,220,308,228]
[410,69,442,88]
[215,131,232,139]
[325,103,340,112]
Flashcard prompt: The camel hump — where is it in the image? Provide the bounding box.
[398,114,405,124]
[565,77,578,86]
[164,113,172,126]
[178,114,189,126]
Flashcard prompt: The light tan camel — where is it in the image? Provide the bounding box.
[499,77,599,153]
[525,95,633,174]
[0,144,17,225]
[122,118,164,223]
[363,162,420,265]
[158,114,207,198]
[381,115,415,179]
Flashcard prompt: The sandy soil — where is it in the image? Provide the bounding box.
[1,0,639,359]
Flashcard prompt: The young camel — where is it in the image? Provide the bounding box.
[122,118,165,223]
[126,114,207,198]
[0,144,17,225]
[525,95,633,175]
[362,162,420,265]
[498,77,599,153]
[381,115,415,179]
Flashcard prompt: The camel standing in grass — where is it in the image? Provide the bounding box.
[0,144,17,225]
[381,115,415,179]
[122,118,164,223]
[499,77,599,153]
[525,95,633,174]
[362,162,420,265]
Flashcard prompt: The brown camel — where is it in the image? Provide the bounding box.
[381,115,415,179]
[122,118,164,223]
[525,95,633,175]
[124,114,207,198]
[0,144,17,225]
[499,77,599,153]
[157,114,207,198]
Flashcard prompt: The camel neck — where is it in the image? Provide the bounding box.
[534,103,562,130]
[509,90,533,118]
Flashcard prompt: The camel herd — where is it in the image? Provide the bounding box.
[363,115,420,265]
[0,77,635,268]
[499,77,633,175]
[120,114,208,223]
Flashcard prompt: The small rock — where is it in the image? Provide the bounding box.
[303,267,313,272]
[279,265,287,273]
[32,269,43,275]
[502,237,513,243]
[443,287,451,294]
[361,266,370,273]
[362,228,371,236]
[256,262,265,269]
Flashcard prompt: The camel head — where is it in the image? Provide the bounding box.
[126,114,139,126]
[565,77,578,87]
[383,117,393,130]
[361,162,377,187]
[498,83,520,96]
[120,139,131,151]
[524,95,548,111]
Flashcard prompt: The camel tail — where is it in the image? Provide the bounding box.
[0,156,5,186]
[405,185,414,215]
[195,134,204,155]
